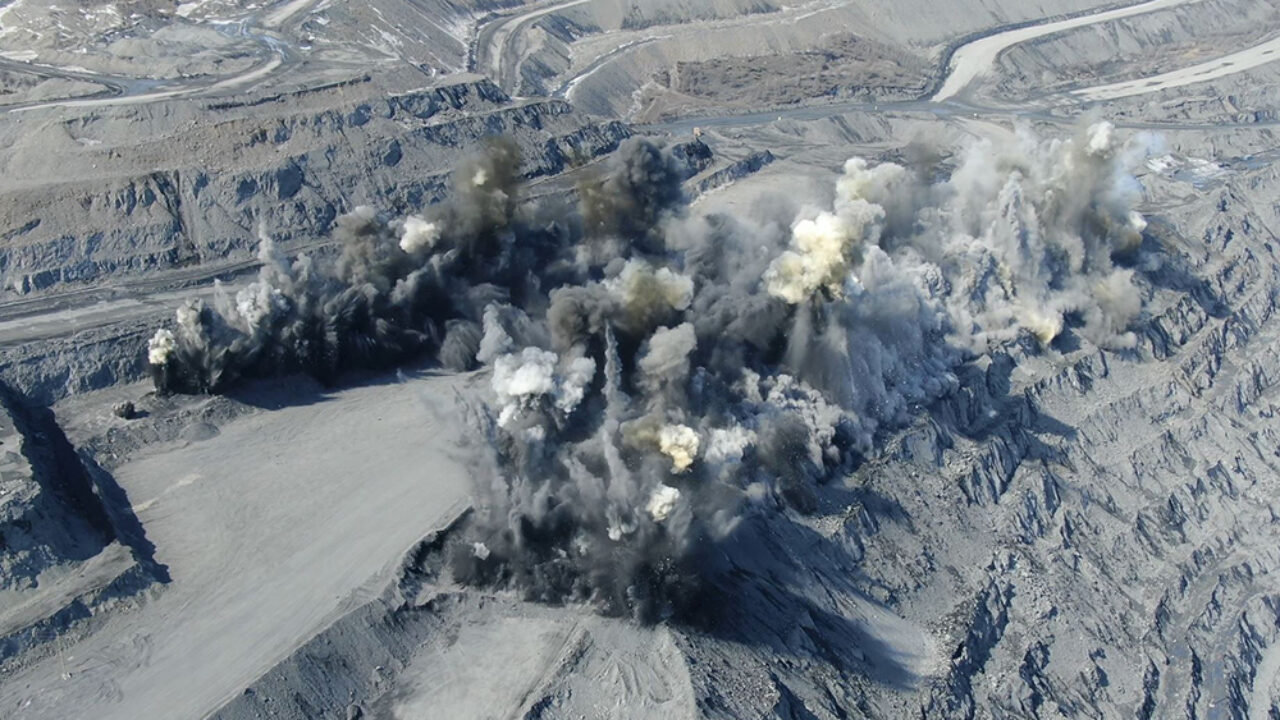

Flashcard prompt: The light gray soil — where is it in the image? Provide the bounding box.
[3,0,1280,718]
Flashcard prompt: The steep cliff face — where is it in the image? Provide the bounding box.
[0,384,113,593]
[0,321,155,407]
[0,75,630,297]
[0,381,152,667]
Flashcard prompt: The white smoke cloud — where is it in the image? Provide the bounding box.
[490,347,597,427]
[703,425,756,466]
[491,348,556,426]
[938,121,1150,351]
[607,259,694,313]
[232,283,283,334]
[557,354,598,414]
[645,485,681,521]
[637,322,697,403]
[766,121,1152,354]
[1086,120,1114,155]
[757,373,846,462]
[148,328,175,366]
[397,214,441,255]
[658,423,700,473]
[764,157,911,304]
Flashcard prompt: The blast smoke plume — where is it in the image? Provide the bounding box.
[148,124,1154,620]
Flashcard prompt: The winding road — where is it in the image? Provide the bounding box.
[5,0,1280,357]
[478,0,1280,138]
[6,0,1277,119]
[472,0,592,93]
[7,0,1280,355]
[1,0,316,114]
[645,0,1280,136]
[932,0,1206,102]
[1075,31,1280,101]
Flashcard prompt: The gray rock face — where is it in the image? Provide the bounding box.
[0,75,629,298]
[0,383,115,592]
[0,321,155,407]
[671,165,1280,719]
[669,34,932,107]
[994,0,1280,103]
[0,380,153,667]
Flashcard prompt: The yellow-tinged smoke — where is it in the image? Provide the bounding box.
[658,423,700,473]
[764,158,906,304]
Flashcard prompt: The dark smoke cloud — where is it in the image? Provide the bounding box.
[149,125,1155,621]
[147,137,545,393]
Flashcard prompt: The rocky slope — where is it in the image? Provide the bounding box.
[3,0,1280,718]
[0,380,156,672]
[152,152,1273,719]
[0,72,629,298]
[476,0,1120,120]
[993,0,1280,103]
